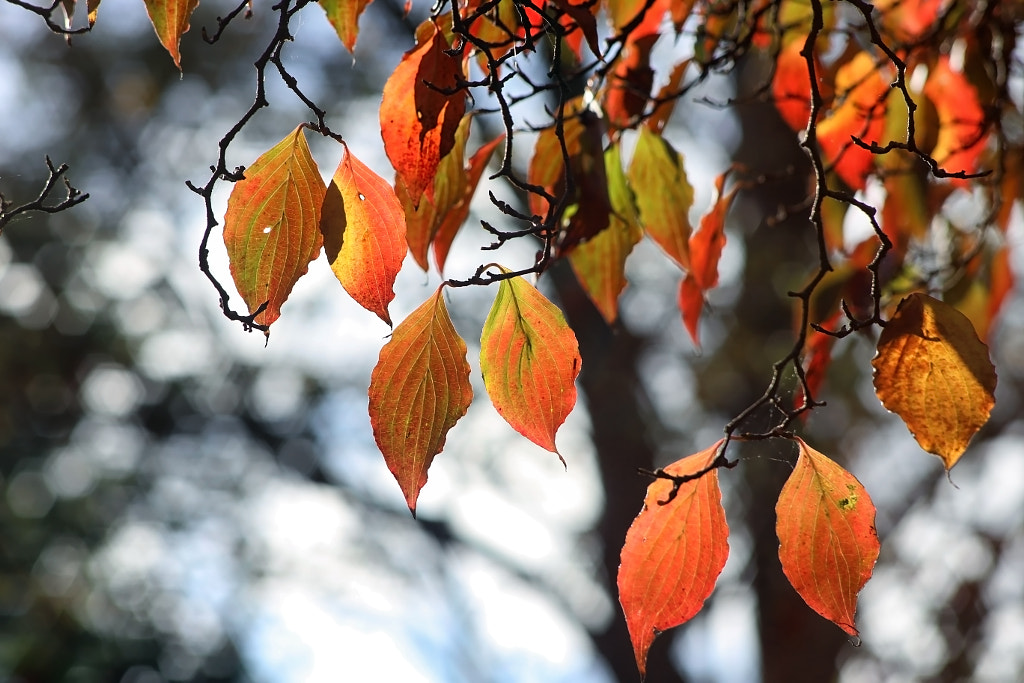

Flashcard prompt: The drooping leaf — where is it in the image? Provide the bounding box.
[568,143,643,323]
[629,127,693,270]
[380,18,466,203]
[321,144,407,326]
[368,286,473,515]
[776,438,879,636]
[400,114,473,271]
[551,0,601,57]
[142,0,200,70]
[433,134,504,274]
[817,51,890,190]
[679,174,733,346]
[618,441,729,678]
[87,0,100,24]
[223,125,324,330]
[480,270,581,456]
[923,55,989,186]
[645,59,690,135]
[527,107,611,254]
[773,39,814,132]
[872,293,997,469]
[607,0,668,35]
[605,34,657,131]
[318,0,375,52]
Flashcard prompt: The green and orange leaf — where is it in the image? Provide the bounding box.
[368,286,473,515]
[776,438,879,636]
[319,0,374,52]
[381,18,466,203]
[872,293,997,469]
[142,0,199,69]
[480,270,581,455]
[568,143,643,323]
[618,441,729,678]
[223,125,324,330]
[321,144,407,326]
[629,127,693,270]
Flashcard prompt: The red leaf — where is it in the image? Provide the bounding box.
[223,125,325,330]
[773,39,814,132]
[605,34,657,131]
[142,0,199,70]
[380,19,466,203]
[629,127,694,270]
[321,145,407,326]
[776,438,879,636]
[618,441,729,678]
[369,286,473,514]
[645,59,689,135]
[480,270,581,455]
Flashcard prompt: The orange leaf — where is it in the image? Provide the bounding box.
[433,134,504,275]
[628,127,693,270]
[380,19,466,203]
[400,114,473,271]
[776,438,879,636]
[817,52,890,190]
[923,56,989,187]
[645,59,689,135]
[679,175,732,346]
[605,34,657,131]
[618,441,729,678]
[872,293,997,469]
[321,145,407,326]
[480,270,581,455]
[142,0,199,70]
[368,286,473,514]
[568,143,643,323]
[223,125,325,330]
[319,0,375,52]
[773,39,814,132]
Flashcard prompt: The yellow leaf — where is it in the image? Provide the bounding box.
[872,293,997,469]
[142,0,200,70]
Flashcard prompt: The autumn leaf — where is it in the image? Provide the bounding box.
[321,144,407,326]
[618,441,729,678]
[645,59,689,135]
[527,107,611,254]
[817,51,890,191]
[773,39,814,132]
[380,18,466,203]
[872,293,997,469]
[924,55,989,186]
[480,269,581,456]
[432,134,504,274]
[629,127,693,270]
[776,438,879,636]
[368,286,473,515]
[679,173,733,346]
[568,143,643,323]
[605,34,657,131]
[223,125,324,330]
[142,0,199,70]
[400,114,473,272]
[319,0,374,52]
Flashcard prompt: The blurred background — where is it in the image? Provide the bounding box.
[1,2,1023,682]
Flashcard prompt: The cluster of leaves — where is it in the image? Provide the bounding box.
[17,0,1024,676]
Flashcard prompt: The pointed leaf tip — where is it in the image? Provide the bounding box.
[223,125,325,329]
[776,438,879,636]
[480,271,581,454]
[143,0,200,69]
[321,145,407,326]
[369,286,473,514]
[618,441,729,677]
[872,293,996,469]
